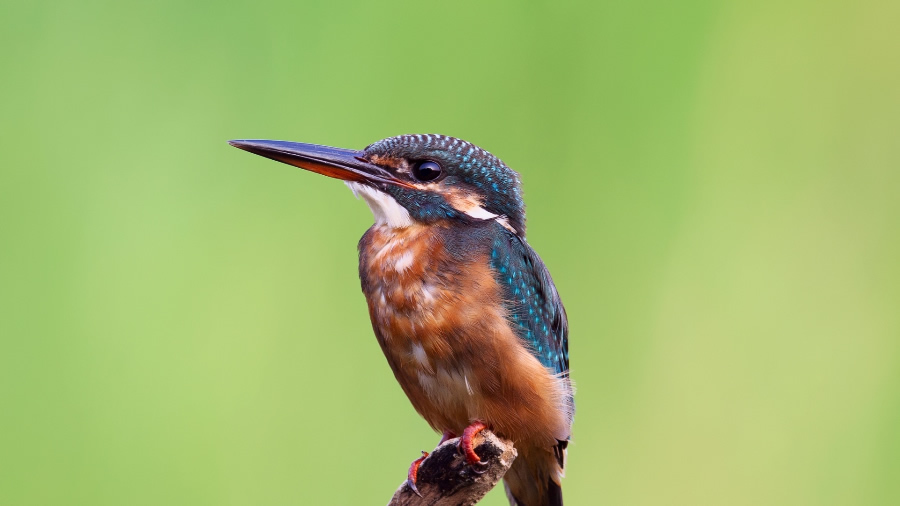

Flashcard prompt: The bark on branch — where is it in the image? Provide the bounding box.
[387,430,517,506]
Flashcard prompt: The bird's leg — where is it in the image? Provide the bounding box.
[458,421,489,472]
[405,431,458,496]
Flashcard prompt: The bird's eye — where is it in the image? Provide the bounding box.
[411,160,443,182]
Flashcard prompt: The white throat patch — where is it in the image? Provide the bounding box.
[346,182,413,228]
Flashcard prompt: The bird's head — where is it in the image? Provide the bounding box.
[229,134,526,236]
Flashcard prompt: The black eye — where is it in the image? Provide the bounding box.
[412,160,443,182]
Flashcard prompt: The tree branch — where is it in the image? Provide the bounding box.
[387,430,517,506]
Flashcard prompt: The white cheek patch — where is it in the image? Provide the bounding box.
[443,187,518,234]
[464,206,499,220]
[346,182,413,228]
[463,206,517,234]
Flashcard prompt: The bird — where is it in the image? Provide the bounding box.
[229,134,573,506]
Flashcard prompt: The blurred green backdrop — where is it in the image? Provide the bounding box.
[2,0,898,504]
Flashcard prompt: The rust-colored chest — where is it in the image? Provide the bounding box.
[358,223,493,364]
[356,223,570,447]
[357,224,497,430]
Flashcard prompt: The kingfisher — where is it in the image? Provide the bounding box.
[229,134,573,506]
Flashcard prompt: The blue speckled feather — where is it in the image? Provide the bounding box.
[490,227,570,383]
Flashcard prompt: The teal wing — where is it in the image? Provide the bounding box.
[489,227,573,469]
[490,229,571,387]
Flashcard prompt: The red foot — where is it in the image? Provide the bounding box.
[458,421,489,472]
[406,451,429,497]
[405,430,463,496]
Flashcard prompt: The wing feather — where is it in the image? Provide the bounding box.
[489,229,571,384]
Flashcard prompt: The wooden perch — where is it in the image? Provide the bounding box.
[387,430,517,506]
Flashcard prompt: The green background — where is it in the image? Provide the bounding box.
[2,0,898,504]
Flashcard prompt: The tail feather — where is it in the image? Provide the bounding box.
[503,448,564,506]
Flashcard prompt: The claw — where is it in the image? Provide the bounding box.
[406,478,422,498]
[406,450,429,497]
[458,421,489,471]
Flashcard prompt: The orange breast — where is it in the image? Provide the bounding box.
[359,223,570,450]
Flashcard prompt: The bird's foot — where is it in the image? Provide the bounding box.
[406,451,429,497]
[458,421,489,473]
[405,431,459,496]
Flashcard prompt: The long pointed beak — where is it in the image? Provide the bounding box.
[228,139,411,188]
